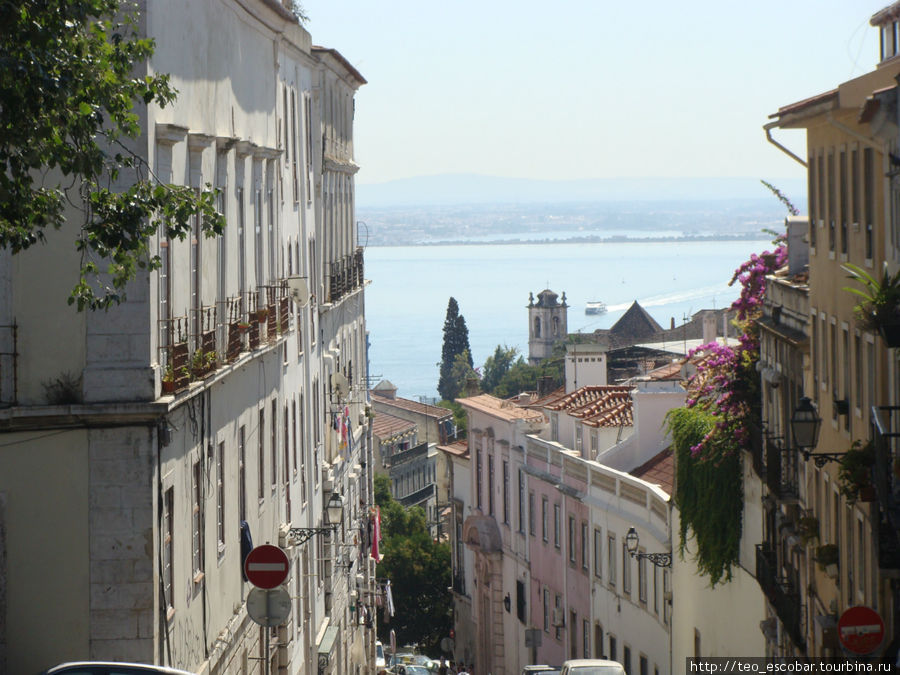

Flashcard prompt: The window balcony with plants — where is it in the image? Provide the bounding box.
[159,315,190,395]
[871,407,900,570]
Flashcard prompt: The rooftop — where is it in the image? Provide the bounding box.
[437,439,470,458]
[457,393,545,423]
[371,411,417,440]
[371,390,453,420]
[543,385,634,428]
[630,448,674,496]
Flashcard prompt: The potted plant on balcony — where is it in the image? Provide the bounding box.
[797,516,820,546]
[191,349,217,378]
[815,543,839,578]
[161,365,176,394]
[843,262,900,347]
[837,439,876,503]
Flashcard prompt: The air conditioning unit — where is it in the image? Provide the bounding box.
[551,608,565,627]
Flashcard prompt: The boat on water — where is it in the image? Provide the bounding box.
[585,301,607,315]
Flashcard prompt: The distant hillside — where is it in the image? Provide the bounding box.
[356,174,806,208]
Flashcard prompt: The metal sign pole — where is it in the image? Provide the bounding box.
[265,627,270,675]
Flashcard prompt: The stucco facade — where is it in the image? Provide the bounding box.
[764,5,900,657]
[0,2,373,673]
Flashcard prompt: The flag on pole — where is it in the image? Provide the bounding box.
[385,580,395,617]
[371,506,382,563]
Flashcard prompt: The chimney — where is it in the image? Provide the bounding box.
[702,311,716,344]
[465,377,480,396]
[786,216,809,276]
[537,376,553,398]
[670,317,675,330]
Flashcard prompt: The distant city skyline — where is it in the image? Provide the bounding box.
[303,0,884,187]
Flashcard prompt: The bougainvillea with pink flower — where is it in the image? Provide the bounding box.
[681,245,787,458]
[666,241,787,584]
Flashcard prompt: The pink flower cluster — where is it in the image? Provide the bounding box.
[728,246,787,322]
[683,245,786,458]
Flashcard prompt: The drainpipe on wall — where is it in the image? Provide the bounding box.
[763,121,807,168]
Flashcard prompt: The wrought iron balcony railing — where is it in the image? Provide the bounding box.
[765,436,800,503]
[871,406,900,570]
[755,544,805,650]
[325,248,364,304]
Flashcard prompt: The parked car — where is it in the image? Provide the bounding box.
[391,666,431,675]
[376,641,387,673]
[560,660,625,675]
[41,663,197,675]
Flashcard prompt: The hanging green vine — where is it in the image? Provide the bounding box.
[667,407,743,585]
[664,244,786,586]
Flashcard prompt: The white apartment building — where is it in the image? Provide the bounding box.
[0,2,372,674]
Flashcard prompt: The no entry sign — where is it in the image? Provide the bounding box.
[244,544,290,589]
[838,605,885,655]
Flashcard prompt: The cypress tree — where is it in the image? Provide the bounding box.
[438,297,472,400]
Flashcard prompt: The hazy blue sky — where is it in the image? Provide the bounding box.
[304,1,886,186]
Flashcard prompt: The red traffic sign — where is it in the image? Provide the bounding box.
[244,544,289,589]
[838,605,885,655]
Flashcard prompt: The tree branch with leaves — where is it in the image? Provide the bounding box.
[0,0,225,310]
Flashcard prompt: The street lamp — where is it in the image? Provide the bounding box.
[790,397,850,467]
[289,492,344,545]
[791,397,821,451]
[625,527,672,568]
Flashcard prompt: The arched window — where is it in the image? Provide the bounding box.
[534,317,541,338]
[553,316,560,336]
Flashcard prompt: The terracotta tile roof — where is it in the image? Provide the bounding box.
[457,394,545,423]
[371,412,417,440]
[437,439,469,458]
[370,391,453,420]
[630,448,674,496]
[770,89,838,120]
[641,361,684,381]
[543,385,634,428]
[524,386,568,409]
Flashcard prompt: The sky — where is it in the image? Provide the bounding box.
[302,1,888,187]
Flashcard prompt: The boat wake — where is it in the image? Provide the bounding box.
[606,284,732,313]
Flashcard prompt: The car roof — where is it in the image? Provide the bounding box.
[44,662,197,675]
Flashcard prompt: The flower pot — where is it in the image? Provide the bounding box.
[162,379,176,394]
[878,322,900,348]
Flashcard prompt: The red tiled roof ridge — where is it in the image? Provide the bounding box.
[630,447,674,496]
[370,391,453,419]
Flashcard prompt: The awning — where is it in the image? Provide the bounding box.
[317,625,339,669]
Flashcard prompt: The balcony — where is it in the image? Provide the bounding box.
[225,294,245,362]
[189,305,218,379]
[399,483,435,508]
[325,248,364,304]
[870,407,900,570]
[259,283,291,344]
[765,436,800,503]
[756,544,805,650]
[159,315,190,394]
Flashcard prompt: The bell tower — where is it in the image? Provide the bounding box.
[528,289,568,364]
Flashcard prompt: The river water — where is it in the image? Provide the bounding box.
[363,238,773,401]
